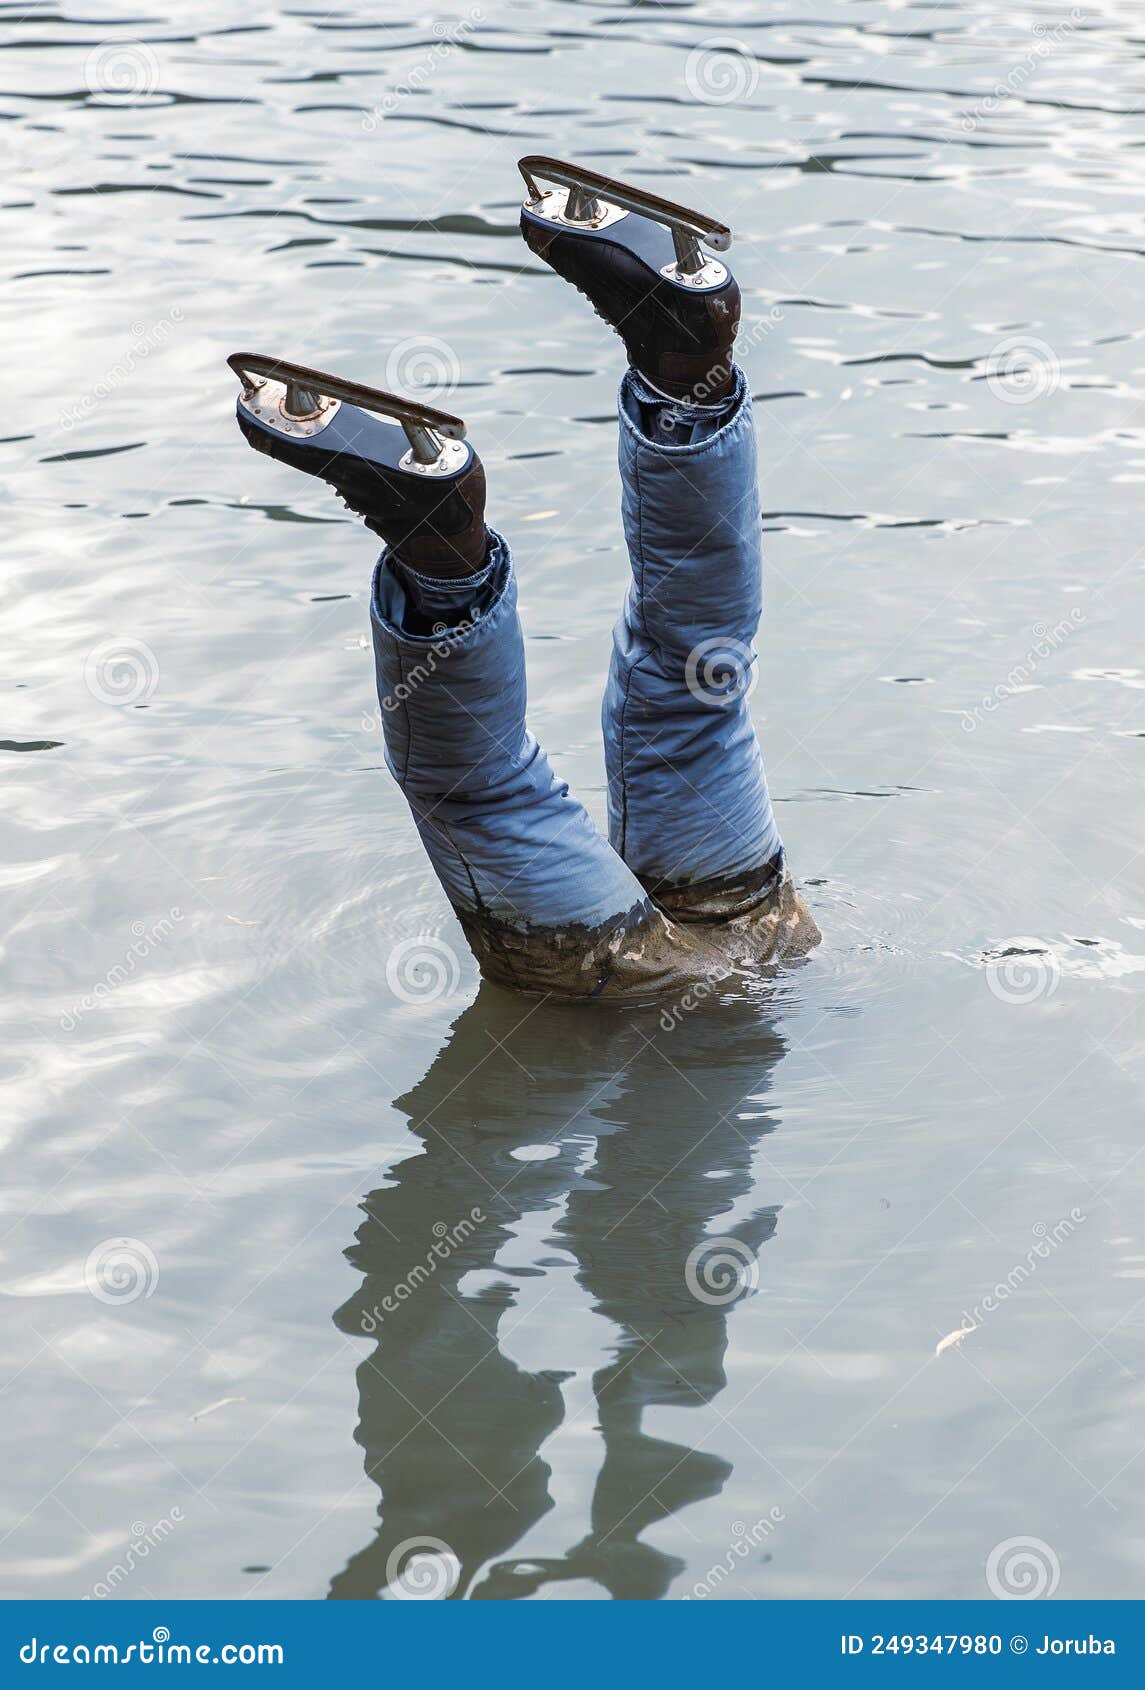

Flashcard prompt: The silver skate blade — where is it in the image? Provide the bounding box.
[227,353,467,461]
[518,155,732,272]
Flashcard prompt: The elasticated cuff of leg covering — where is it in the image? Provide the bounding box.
[387,528,502,621]
[620,365,748,453]
[371,531,512,652]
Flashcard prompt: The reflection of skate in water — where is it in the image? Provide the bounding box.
[329,983,789,1600]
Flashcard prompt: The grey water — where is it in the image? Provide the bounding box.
[2,0,1144,1601]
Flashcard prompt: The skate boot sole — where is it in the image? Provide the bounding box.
[227,354,488,569]
[228,353,471,480]
[518,155,732,292]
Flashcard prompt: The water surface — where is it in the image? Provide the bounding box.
[2,0,1144,1601]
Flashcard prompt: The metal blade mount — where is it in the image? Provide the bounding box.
[518,155,732,253]
[227,354,467,440]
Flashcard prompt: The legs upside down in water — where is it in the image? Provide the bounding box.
[227,164,818,998]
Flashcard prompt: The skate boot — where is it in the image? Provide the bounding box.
[518,155,740,404]
[228,353,487,576]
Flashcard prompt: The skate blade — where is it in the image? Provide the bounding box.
[228,353,467,471]
[518,155,731,285]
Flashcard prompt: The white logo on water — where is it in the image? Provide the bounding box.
[685,38,761,105]
[986,336,1060,405]
[986,1536,1060,1599]
[386,936,461,1004]
[985,940,1061,1005]
[685,1236,759,1306]
[384,1536,460,1599]
[84,639,159,706]
[84,1238,159,1305]
[385,337,461,403]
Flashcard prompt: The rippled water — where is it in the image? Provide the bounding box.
[3,0,1144,1601]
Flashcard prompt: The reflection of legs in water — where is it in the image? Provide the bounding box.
[328,1026,581,1601]
[482,1009,788,1600]
[330,1229,564,1603]
[329,984,788,1601]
